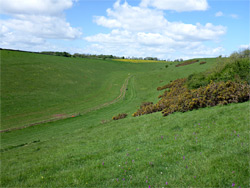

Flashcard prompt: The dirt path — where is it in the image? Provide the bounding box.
[0,75,133,133]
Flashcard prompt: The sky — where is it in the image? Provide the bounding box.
[0,0,249,60]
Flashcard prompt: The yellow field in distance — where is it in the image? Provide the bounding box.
[112,59,168,63]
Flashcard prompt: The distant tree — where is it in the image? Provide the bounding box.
[63,52,71,57]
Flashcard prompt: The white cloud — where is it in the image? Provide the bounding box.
[85,0,226,59]
[0,0,76,16]
[94,2,167,32]
[239,44,250,49]
[0,15,81,39]
[94,1,225,40]
[215,11,223,17]
[215,11,239,19]
[0,0,81,51]
[85,29,225,59]
[140,0,209,12]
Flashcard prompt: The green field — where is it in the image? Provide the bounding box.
[1,50,249,187]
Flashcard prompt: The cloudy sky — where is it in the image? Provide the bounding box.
[0,0,249,60]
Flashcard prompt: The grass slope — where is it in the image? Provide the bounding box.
[1,50,216,130]
[1,50,248,187]
[1,99,249,187]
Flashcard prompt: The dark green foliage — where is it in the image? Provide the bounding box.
[187,58,250,89]
[41,51,71,57]
[165,65,169,68]
[176,59,199,67]
[112,113,128,120]
[144,57,159,60]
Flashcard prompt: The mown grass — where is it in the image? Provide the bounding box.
[1,50,249,187]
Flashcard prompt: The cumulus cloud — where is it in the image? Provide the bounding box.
[0,15,81,39]
[0,0,76,15]
[140,0,209,12]
[85,29,225,59]
[94,1,167,32]
[0,0,81,51]
[85,0,226,59]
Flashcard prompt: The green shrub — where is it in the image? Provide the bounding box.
[112,113,128,120]
[187,58,250,89]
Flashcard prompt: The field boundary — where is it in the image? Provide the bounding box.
[0,75,133,133]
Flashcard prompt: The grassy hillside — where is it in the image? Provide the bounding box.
[1,50,249,187]
[1,50,216,130]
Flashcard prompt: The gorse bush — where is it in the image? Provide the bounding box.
[112,113,128,120]
[133,55,250,118]
[132,102,156,117]
[160,80,249,116]
[140,102,153,108]
[157,78,186,91]
[199,61,206,65]
[133,79,250,117]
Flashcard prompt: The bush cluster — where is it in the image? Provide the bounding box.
[230,48,250,59]
[161,80,249,116]
[175,59,199,67]
[133,52,250,118]
[186,58,250,89]
[133,79,250,117]
[112,113,128,120]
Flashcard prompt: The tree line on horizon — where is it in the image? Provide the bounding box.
[40,51,164,61]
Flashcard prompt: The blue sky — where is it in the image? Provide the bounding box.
[0,0,249,60]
